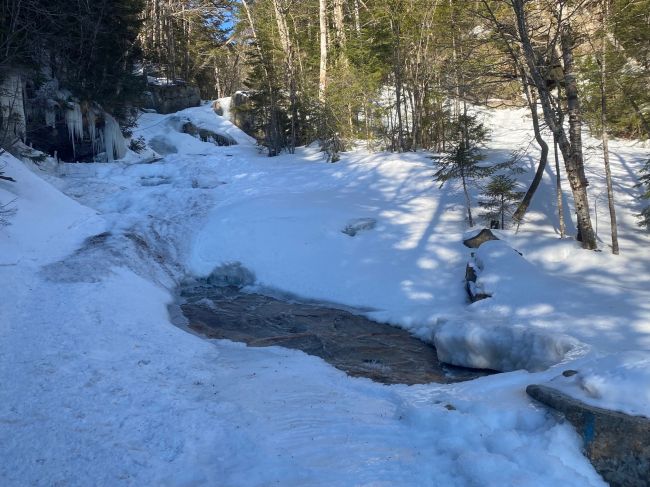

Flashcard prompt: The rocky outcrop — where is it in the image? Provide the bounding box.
[230,91,258,137]
[463,228,499,248]
[527,384,650,487]
[143,83,200,114]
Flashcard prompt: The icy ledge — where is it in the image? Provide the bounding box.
[434,319,585,372]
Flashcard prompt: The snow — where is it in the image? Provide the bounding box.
[544,351,650,418]
[1,102,649,485]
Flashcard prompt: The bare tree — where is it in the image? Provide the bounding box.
[597,0,619,254]
[510,0,597,249]
[318,0,328,103]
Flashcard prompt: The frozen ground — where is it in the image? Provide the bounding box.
[0,101,648,485]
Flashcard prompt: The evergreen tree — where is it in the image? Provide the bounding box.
[479,175,523,230]
[433,114,496,227]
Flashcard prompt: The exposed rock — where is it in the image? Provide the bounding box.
[212,99,224,116]
[206,262,256,288]
[463,228,499,248]
[142,83,201,114]
[230,91,258,137]
[181,122,236,146]
[527,384,650,487]
[342,218,377,237]
[464,259,491,302]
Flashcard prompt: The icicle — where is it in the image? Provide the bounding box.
[87,108,97,148]
[102,113,127,162]
[65,102,83,157]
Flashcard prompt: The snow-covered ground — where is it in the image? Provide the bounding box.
[1,101,649,485]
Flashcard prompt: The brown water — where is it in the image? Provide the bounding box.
[179,285,491,385]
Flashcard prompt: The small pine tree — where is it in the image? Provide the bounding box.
[479,175,524,230]
[433,114,495,226]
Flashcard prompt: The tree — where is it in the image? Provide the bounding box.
[433,114,495,227]
[508,0,598,250]
[479,174,524,229]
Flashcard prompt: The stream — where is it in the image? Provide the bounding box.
[177,283,492,385]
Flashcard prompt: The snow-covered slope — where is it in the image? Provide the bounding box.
[1,103,648,486]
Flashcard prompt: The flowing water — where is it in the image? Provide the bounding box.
[177,283,492,385]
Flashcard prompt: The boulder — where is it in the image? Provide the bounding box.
[212,99,224,116]
[527,384,650,487]
[181,122,236,146]
[342,218,377,237]
[463,228,499,248]
[206,262,256,288]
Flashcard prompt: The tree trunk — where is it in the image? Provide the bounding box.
[600,0,619,254]
[353,0,361,35]
[560,22,597,249]
[513,71,549,223]
[271,0,296,152]
[554,135,567,238]
[318,0,327,103]
[510,0,597,250]
[333,0,346,48]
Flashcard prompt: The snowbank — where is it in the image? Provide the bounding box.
[545,351,650,418]
[0,152,103,265]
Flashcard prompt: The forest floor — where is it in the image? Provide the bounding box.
[1,102,649,486]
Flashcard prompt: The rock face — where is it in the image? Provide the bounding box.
[230,91,258,137]
[463,228,499,248]
[527,384,650,487]
[143,83,201,114]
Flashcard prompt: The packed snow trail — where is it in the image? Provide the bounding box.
[2,101,649,485]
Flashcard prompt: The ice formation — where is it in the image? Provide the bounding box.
[102,113,127,162]
[65,102,83,156]
[86,108,97,150]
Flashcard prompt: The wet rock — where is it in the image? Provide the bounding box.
[342,218,377,237]
[206,262,256,288]
[464,260,491,302]
[463,228,499,248]
[527,384,650,487]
